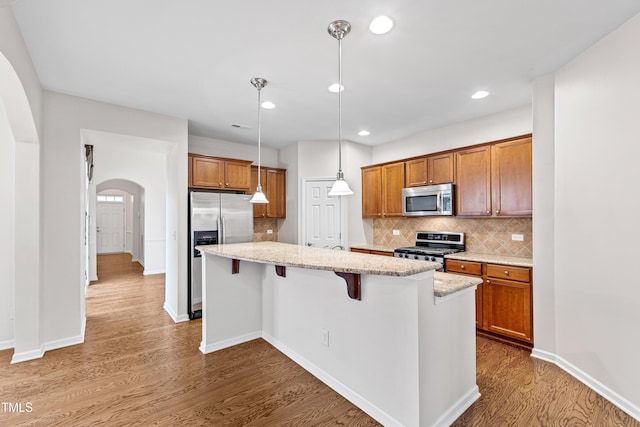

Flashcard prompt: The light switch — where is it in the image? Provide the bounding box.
[392,230,400,236]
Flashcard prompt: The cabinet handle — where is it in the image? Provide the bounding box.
[496,210,500,214]
[486,279,491,284]
[219,182,222,187]
[429,179,433,183]
[378,213,382,217]
[423,181,427,184]
[460,265,465,269]
[486,210,490,214]
[226,182,229,186]
[504,270,509,275]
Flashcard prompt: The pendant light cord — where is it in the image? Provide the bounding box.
[257,84,262,189]
[337,35,343,176]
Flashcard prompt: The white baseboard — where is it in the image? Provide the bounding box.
[143,269,165,275]
[532,348,640,422]
[90,274,98,282]
[44,334,84,353]
[262,332,404,427]
[199,331,262,355]
[11,345,44,364]
[163,302,190,323]
[432,386,481,427]
[0,339,15,351]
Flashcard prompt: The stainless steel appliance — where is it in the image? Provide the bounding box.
[188,191,254,320]
[394,231,465,269]
[402,183,454,217]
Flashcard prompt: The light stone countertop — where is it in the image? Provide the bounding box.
[197,241,440,277]
[445,251,533,268]
[433,272,483,297]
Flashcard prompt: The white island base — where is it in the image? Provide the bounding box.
[200,251,479,427]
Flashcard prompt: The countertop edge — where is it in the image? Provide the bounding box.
[433,272,483,297]
[444,252,533,268]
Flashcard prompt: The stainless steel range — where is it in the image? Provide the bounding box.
[393,231,465,265]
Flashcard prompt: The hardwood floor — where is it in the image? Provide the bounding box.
[1,254,638,426]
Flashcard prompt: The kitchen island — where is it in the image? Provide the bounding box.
[197,241,481,427]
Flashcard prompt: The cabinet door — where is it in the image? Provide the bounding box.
[361,166,382,218]
[455,146,491,216]
[192,157,223,188]
[266,168,286,218]
[224,160,251,190]
[485,278,532,343]
[492,137,532,217]
[405,157,428,187]
[428,152,455,185]
[250,167,267,218]
[381,162,405,217]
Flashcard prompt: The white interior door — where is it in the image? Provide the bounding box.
[303,179,342,248]
[97,201,124,254]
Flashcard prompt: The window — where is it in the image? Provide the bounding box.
[97,195,124,203]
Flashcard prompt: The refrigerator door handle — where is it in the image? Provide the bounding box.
[217,216,223,244]
[221,216,226,244]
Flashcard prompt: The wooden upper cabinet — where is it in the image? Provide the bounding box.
[224,159,252,190]
[189,154,252,191]
[251,166,286,219]
[192,156,224,189]
[405,153,454,187]
[361,166,382,218]
[405,157,428,187]
[456,137,532,217]
[491,137,532,217]
[428,152,455,185]
[456,145,492,216]
[381,162,405,217]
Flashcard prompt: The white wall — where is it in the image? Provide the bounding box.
[542,12,640,416]
[371,105,532,164]
[188,134,279,168]
[0,102,16,349]
[278,140,372,247]
[40,91,188,349]
[0,10,41,361]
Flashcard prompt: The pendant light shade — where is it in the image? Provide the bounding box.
[249,77,269,204]
[327,20,354,197]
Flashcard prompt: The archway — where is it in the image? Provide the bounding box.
[0,49,40,360]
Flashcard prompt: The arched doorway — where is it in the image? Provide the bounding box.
[0,49,40,359]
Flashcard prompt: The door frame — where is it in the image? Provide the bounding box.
[300,177,348,248]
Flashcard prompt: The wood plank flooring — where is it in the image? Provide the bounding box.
[0,253,638,426]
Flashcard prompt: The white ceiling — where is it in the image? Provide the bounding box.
[11,1,640,149]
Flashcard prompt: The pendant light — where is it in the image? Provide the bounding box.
[249,77,269,204]
[327,20,354,196]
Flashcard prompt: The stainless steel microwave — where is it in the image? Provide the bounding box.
[402,183,454,216]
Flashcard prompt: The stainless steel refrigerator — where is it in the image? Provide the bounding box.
[188,191,254,319]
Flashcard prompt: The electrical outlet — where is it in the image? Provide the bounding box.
[266,229,273,234]
[392,229,400,236]
[512,234,524,241]
[320,329,329,346]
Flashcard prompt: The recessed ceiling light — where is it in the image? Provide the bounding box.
[328,83,344,93]
[261,101,275,109]
[471,90,489,100]
[358,130,370,136]
[369,16,394,35]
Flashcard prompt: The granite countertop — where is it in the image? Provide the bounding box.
[197,241,440,277]
[349,244,397,253]
[444,251,533,268]
[433,272,483,298]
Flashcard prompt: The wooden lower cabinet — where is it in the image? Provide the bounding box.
[446,259,533,345]
[350,248,394,257]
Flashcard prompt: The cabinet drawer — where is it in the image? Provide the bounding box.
[445,259,482,276]
[486,264,530,283]
[371,250,394,257]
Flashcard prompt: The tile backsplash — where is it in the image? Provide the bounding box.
[253,218,279,242]
[373,217,532,257]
